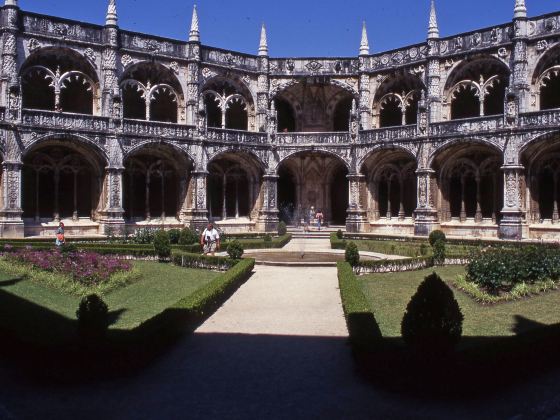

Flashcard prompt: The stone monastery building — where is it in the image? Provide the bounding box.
[0,0,559,240]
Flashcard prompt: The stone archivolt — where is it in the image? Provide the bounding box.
[0,0,560,240]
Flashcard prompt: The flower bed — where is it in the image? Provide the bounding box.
[5,247,131,286]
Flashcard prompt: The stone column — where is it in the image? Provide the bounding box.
[186,39,201,126]
[414,168,439,236]
[257,173,279,233]
[102,22,120,121]
[182,170,208,230]
[426,40,441,123]
[256,62,270,133]
[460,177,467,222]
[99,167,125,234]
[0,159,24,237]
[346,173,367,233]
[512,6,529,113]
[499,165,525,239]
[1,2,19,117]
[358,73,372,130]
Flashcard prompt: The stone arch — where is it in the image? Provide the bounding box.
[531,44,560,110]
[24,133,109,167]
[21,136,107,222]
[206,151,264,222]
[20,47,101,115]
[124,140,195,165]
[201,75,256,131]
[120,61,184,123]
[123,142,193,222]
[427,138,503,168]
[372,72,425,128]
[207,148,266,175]
[443,55,510,120]
[276,149,351,173]
[360,147,417,222]
[276,150,349,225]
[431,141,503,224]
[272,79,357,132]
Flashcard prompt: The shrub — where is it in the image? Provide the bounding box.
[167,229,181,244]
[278,221,287,236]
[153,230,171,260]
[401,272,463,356]
[336,229,343,240]
[76,294,109,339]
[466,245,560,294]
[263,234,272,243]
[179,227,199,245]
[131,227,156,244]
[419,243,428,256]
[61,243,78,254]
[428,230,446,247]
[345,241,360,267]
[227,240,244,260]
[432,239,446,265]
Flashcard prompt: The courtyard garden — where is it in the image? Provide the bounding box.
[338,231,560,393]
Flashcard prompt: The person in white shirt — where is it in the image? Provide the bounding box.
[200,223,221,255]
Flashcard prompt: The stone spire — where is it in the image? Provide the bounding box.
[359,21,369,56]
[514,0,527,19]
[258,23,269,56]
[4,0,18,6]
[428,0,439,39]
[106,0,118,26]
[189,4,200,42]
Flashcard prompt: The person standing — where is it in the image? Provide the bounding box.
[200,222,220,256]
[55,222,65,247]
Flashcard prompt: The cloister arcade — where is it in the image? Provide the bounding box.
[373,72,424,128]
[202,78,252,131]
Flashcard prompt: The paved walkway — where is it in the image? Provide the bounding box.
[2,238,560,418]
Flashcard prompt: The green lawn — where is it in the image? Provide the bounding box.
[0,261,218,344]
[360,266,560,347]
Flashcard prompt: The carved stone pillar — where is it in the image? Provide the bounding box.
[512,12,529,113]
[426,39,441,123]
[102,24,120,121]
[0,160,24,238]
[257,173,279,233]
[358,73,371,130]
[186,42,201,126]
[346,173,367,233]
[256,60,270,133]
[1,3,19,113]
[98,167,125,234]
[499,165,525,240]
[414,168,439,236]
[182,170,208,230]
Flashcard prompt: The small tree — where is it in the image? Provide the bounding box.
[263,234,272,243]
[428,229,446,247]
[278,221,287,236]
[345,242,360,267]
[433,239,446,265]
[227,240,244,259]
[76,294,109,340]
[153,229,171,261]
[167,228,181,244]
[401,272,463,357]
[336,229,344,240]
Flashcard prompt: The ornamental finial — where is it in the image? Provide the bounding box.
[428,0,439,39]
[106,0,118,26]
[258,23,269,56]
[359,21,369,56]
[514,0,527,19]
[189,4,200,42]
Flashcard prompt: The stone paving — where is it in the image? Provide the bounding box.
[1,237,560,418]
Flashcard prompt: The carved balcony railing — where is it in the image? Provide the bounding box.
[21,12,103,44]
[269,58,358,76]
[206,128,268,144]
[21,109,110,132]
[360,125,418,143]
[120,30,186,58]
[275,132,350,145]
[201,47,259,71]
[122,119,196,139]
[519,109,560,128]
[429,115,505,137]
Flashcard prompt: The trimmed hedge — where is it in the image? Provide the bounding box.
[337,262,382,352]
[355,257,434,274]
[172,250,236,271]
[331,232,347,250]
[134,258,255,338]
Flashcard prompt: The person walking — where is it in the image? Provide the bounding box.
[315,209,324,231]
[200,222,220,256]
[55,222,65,247]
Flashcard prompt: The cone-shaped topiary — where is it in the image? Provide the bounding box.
[153,229,171,260]
[345,241,360,266]
[401,272,463,356]
[179,227,198,245]
[432,239,446,265]
[76,294,109,339]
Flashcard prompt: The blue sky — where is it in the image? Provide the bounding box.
[20,0,558,57]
